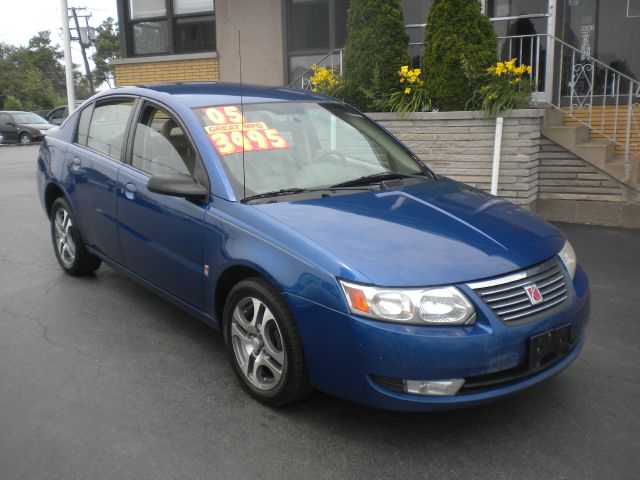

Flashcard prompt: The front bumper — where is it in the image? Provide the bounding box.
[285,264,590,411]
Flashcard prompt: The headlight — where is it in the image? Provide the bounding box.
[339,280,475,325]
[558,240,577,279]
[39,130,48,135]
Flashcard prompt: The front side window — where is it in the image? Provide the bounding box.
[127,0,216,55]
[132,105,197,176]
[86,100,134,161]
[193,102,426,199]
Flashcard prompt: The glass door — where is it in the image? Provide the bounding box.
[484,0,555,101]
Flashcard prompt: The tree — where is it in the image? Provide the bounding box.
[0,32,65,110]
[342,0,409,111]
[92,18,120,88]
[423,0,497,111]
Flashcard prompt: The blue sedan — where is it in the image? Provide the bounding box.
[36,83,590,411]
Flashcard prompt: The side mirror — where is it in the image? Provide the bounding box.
[50,119,62,126]
[147,173,208,201]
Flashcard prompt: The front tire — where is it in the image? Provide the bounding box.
[223,277,312,406]
[50,197,101,275]
[19,133,32,144]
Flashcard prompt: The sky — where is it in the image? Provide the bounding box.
[0,0,119,67]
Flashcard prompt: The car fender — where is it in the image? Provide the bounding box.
[202,201,352,326]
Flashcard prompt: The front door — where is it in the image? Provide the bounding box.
[485,0,555,101]
[0,113,18,143]
[116,102,208,310]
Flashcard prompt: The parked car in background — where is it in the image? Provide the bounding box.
[0,111,54,144]
[46,101,84,126]
[36,83,590,411]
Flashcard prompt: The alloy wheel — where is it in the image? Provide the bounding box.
[54,207,76,267]
[230,296,285,391]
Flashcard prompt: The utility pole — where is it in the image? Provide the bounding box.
[69,7,95,94]
[59,0,75,113]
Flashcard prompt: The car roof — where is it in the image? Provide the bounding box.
[90,82,335,108]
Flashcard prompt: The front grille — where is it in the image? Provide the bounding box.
[468,258,569,323]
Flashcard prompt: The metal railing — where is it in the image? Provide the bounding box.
[499,33,639,168]
[288,49,343,90]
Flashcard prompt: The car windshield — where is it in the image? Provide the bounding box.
[193,102,429,199]
[12,112,49,124]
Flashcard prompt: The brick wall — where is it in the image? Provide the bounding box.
[114,56,219,86]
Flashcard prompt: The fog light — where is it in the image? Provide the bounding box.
[403,379,465,396]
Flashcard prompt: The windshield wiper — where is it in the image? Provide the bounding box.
[329,171,430,188]
[242,186,370,204]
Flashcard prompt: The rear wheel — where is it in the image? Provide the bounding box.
[50,197,101,275]
[19,133,32,144]
[223,277,312,406]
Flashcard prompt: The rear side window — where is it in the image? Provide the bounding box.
[86,100,134,160]
[76,105,93,146]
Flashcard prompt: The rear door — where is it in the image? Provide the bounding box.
[0,113,18,143]
[116,100,209,310]
[64,97,136,264]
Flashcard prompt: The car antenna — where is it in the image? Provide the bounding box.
[238,30,246,200]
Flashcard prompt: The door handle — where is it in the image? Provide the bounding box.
[124,182,137,200]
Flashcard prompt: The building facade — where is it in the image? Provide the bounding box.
[114,0,640,93]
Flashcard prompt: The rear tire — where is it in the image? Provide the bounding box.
[223,277,312,406]
[50,197,101,276]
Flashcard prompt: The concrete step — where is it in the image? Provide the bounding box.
[542,108,639,191]
[544,109,565,127]
[542,124,590,145]
[571,140,616,164]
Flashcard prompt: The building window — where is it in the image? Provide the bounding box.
[287,0,349,82]
[126,0,215,56]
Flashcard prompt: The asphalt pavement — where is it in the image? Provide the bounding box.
[1,145,638,479]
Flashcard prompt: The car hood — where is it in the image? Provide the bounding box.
[21,123,52,130]
[252,179,565,286]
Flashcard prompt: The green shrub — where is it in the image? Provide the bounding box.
[423,0,497,111]
[342,0,409,111]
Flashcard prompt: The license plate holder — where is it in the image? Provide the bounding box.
[529,324,571,371]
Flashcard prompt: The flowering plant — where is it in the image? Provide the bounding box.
[385,65,431,113]
[309,65,342,97]
[472,58,533,117]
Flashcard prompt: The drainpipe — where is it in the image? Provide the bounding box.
[491,117,504,196]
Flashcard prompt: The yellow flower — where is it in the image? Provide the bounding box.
[527,65,533,75]
[495,62,505,76]
[401,65,409,73]
[404,87,411,94]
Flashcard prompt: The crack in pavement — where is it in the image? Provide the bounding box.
[0,304,100,362]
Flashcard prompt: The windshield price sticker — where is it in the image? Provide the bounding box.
[202,106,289,156]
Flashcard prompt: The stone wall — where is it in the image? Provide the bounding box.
[368,110,639,227]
